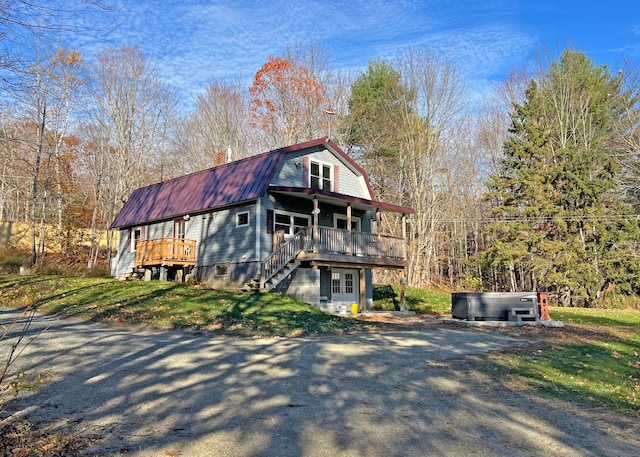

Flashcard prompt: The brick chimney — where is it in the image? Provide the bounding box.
[213,151,226,166]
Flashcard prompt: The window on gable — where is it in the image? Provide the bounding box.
[310,160,332,191]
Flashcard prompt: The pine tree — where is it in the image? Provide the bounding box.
[344,60,414,202]
[480,50,640,305]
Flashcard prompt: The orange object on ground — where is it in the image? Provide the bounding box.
[538,292,550,321]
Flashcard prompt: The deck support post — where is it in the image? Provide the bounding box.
[359,268,366,312]
[399,269,406,312]
[401,213,407,259]
[347,203,352,255]
[313,196,319,253]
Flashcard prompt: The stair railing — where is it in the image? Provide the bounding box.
[260,229,305,289]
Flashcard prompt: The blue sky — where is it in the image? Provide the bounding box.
[69,0,640,109]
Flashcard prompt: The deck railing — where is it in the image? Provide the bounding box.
[135,238,196,267]
[301,227,405,259]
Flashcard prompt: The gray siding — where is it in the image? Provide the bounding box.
[192,204,257,265]
[112,203,259,283]
[191,203,259,287]
[271,148,371,199]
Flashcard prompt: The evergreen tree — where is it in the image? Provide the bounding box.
[480,50,640,305]
[344,60,414,201]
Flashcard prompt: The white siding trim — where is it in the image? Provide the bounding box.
[255,199,261,260]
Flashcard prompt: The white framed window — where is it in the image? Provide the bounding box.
[215,264,229,277]
[310,160,332,191]
[174,219,186,239]
[274,211,310,235]
[332,272,341,293]
[130,227,142,252]
[334,214,361,231]
[345,273,354,294]
[236,211,249,227]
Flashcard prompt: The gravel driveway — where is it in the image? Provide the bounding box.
[1,307,639,456]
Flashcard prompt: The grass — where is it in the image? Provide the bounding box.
[482,306,640,417]
[372,284,450,314]
[550,307,640,326]
[0,274,382,337]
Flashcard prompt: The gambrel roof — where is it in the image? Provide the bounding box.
[111,138,412,229]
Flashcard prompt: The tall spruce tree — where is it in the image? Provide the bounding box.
[481,50,640,305]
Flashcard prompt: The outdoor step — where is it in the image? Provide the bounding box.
[508,307,538,323]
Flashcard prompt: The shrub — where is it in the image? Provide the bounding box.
[0,245,31,274]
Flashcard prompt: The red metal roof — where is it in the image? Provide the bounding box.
[110,148,283,228]
[110,138,402,228]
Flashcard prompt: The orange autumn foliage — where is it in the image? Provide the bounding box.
[249,56,326,143]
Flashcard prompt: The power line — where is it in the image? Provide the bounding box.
[432,214,640,224]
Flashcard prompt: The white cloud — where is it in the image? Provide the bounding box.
[57,0,636,112]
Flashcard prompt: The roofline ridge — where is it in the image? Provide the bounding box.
[127,147,289,194]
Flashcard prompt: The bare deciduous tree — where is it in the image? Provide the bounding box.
[174,78,252,174]
[86,45,179,267]
[395,49,467,286]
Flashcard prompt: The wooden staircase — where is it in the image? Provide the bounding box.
[246,230,305,292]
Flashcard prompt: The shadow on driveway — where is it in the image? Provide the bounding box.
[1,307,638,456]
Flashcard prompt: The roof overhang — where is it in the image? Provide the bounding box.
[268,186,414,214]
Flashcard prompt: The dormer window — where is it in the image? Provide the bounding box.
[310,160,332,191]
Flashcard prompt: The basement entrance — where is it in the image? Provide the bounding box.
[331,268,359,310]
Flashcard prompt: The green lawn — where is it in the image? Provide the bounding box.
[550,306,640,326]
[0,275,381,336]
[372,283,450,314]
[483,306,640,417]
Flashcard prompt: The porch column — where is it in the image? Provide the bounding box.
[359,268,366,312]
[376,209,382,256]
[346,203,352,255]
[313,196,319,253]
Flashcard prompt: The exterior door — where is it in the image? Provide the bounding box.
[331,268,359,308]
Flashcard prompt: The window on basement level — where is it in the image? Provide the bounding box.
[310,160,332,191]
[215,264,229,277]
[345,273,354,294]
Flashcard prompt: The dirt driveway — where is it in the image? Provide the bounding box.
[1,307,639,456]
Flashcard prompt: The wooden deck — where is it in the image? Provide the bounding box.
[135,238,196,267]
[299,227,406,268]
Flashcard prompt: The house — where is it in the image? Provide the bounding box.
[110,138,414,312]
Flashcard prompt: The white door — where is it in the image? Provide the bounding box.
[331,268,359,308]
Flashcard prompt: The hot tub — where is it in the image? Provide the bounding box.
[451,292,538,321]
